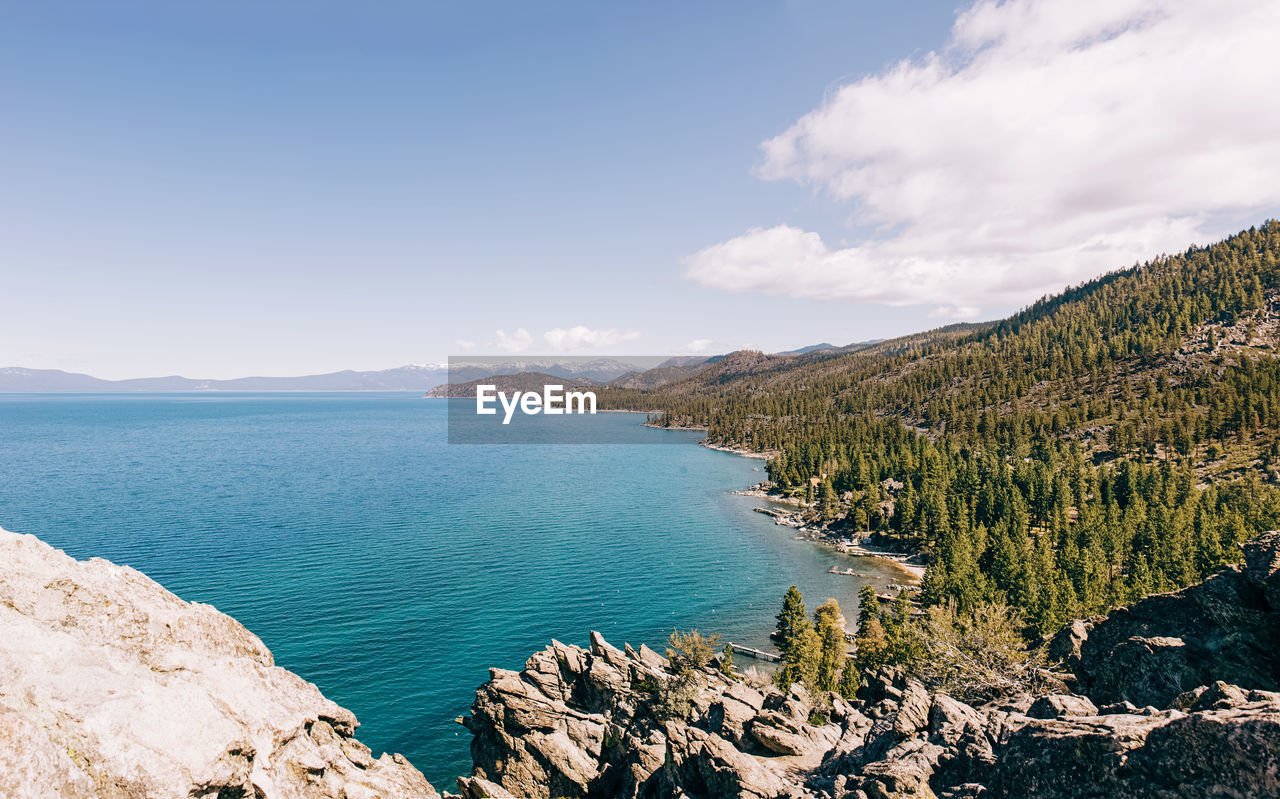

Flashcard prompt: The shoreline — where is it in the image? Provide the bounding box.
[837,543,927,582]
[695,434,927,585]
[699,440,775,460]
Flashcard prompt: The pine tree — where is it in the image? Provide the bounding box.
[814,599,846,692]
[856,584,879,632]
[837,654,861,699]
[599,223,1280,660]
[820,479,839,521]
[775,585,808,646]
[773,586,821,690]
[719,643,736,679]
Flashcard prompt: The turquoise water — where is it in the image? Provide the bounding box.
[0,393,903,787]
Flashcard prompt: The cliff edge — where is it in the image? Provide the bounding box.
[0,527,439,799]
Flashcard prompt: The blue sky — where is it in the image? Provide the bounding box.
[3,1,1278,379]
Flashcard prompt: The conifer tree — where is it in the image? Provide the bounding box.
[837,655,861,699]
[814,598,846,692]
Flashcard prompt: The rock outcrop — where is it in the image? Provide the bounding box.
[0,527,439,799]
[462,531,1280,798]
[1063,530,1280,708]
[462,635,1280,799]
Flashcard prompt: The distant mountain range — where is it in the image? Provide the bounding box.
[0,365,452,392]
[0,360,679,393]
[442,358,660,384]
[0,357,705,393]
[777,342,838,354]
[425,372,601,399]
[1,347,872,393]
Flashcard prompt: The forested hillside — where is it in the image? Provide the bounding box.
[601,221,1280,636]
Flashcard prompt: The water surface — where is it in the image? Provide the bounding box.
[0,393,901,786]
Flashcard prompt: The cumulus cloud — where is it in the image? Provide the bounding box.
[684,338,715,354]
[929,305,980,320]
[687,0,1280,315]
[454,338,477,351]
[542,326,641,351]
[494,328,533,353]
[486,326,641,353]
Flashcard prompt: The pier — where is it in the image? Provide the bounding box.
[728,642,781,663]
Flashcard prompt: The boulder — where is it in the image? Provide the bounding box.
[711,691,761,745]
[0,527,438,799]
[987,712,1170,797]
[750,711,810,756]
[1124,700,1280,797]
[1026,694,1099,720]
[851,737,946,799]
[1243,530,1280,610]
[927,695,985,745]
[988,696,1280,798]
[1045,618,1092,671]
[456,775,516,798]
[893,681,933,736]
[671,725,792,799]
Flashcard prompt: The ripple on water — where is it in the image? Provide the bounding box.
[0,393,906,787]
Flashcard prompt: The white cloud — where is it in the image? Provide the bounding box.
[494,328,533,353]
[685,338,715,353]
[542,326,641,351]
[929,305,980,320]
[688,0,1280,313]
[454,338,477,351]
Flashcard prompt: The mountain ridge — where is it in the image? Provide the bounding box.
[0,364,451,392]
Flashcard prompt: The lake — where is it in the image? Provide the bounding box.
[0,393,904,787]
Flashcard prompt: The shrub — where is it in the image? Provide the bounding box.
[666,629,722,674]
[901,600,1045,703]
[653,675,698,721]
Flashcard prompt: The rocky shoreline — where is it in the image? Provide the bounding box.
[456,532,1280,798]
[701,440,776,460]
[7,521,1280,797]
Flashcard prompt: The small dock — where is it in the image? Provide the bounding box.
[728,643,781,663]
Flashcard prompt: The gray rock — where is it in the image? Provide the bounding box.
[750,711,810,756]
[458,532,1280,799]
[1072,538,1280,707]
[0,527,438,799]
[727,681,767,712]
[986,712,1168,797]
[988,697,1280,798]
[1125,701,1280,797]
[456,775,516,798]
[851,737,946,799]
[893,681,932,736]
[1045,618,1092,671]
[928,695,985,745]
[711,692,760,745]
[666,723,791,799]
[1026,694,1099,719]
